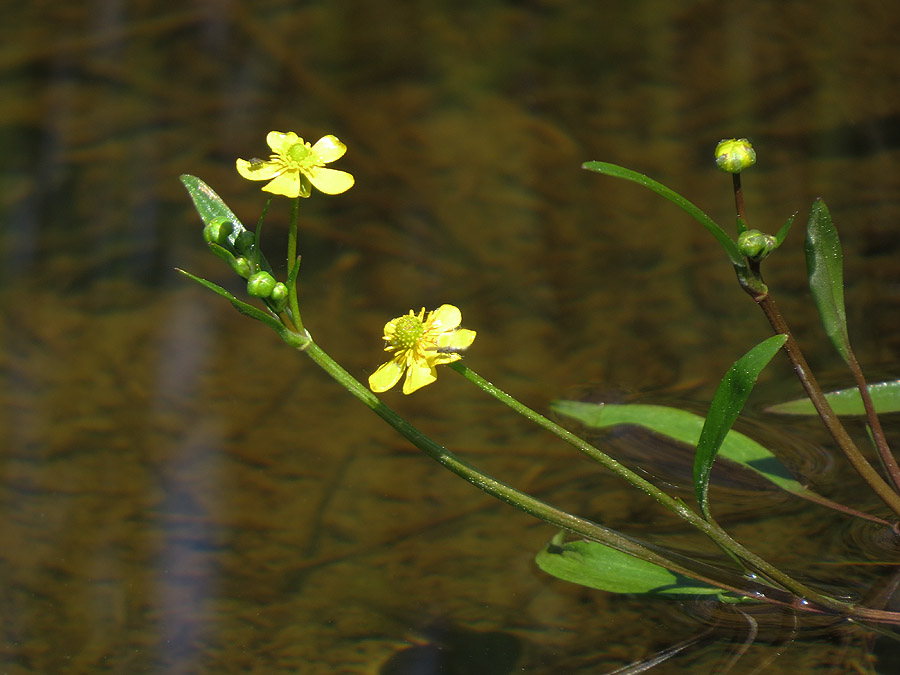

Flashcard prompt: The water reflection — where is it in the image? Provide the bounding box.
[2,0,900,672]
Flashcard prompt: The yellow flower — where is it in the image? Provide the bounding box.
[236,131,355,198]
[369,304,476,395]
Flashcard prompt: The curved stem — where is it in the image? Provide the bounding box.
[296,341,752,597]
[448,362,853,613]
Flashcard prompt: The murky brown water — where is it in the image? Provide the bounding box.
[3,1,900,672]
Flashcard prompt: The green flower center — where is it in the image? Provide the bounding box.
[391,314,425,351]
[286,142,318,168]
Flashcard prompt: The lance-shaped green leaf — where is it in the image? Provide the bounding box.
[551,398,891,526]
[535,534,728,599]
[582,161,743,267]
[551,399,801,493]
[181,175,245,244]
[767,379,900,416]
[805,199,851,363]
[181,174,272,273]
[693,335,787,519]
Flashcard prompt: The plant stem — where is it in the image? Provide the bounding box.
[732,173,747,229]
[286,197,304,333]
[751,292,900,518]
[845,347,900,492]
[295,341,751,597]
[448,362,853,612]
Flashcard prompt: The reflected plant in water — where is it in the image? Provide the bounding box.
[179,130,900,672]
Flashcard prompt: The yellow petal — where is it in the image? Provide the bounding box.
[369,358,404,392]
[429,304,462,331]
[443,328,476,350]
[311,135,347,163]
[236,158,281,181]
[261,171,303,198]
[266,131,301,155]
[307,166,355,195]
[402,361,437,394]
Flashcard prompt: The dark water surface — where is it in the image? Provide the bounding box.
[2,1,900,672]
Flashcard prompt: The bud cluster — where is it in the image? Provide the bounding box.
[202,217,288,311]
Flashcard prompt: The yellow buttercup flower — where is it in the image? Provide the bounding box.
[236,131,355,198]
[369,304,476,395]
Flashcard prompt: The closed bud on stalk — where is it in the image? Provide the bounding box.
[247,271,277,298]
[715,138,756,173]
[738,229,777,261]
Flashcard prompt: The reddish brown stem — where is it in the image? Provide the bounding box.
[845,347,900,492]
[753,293,900,519]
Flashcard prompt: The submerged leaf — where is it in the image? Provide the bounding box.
[536,536,726,598]
[551,400,802,492]
[767,380,900,416]
[552,398,892,527]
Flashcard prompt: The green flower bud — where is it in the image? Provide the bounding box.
[231,256,253,278]
[247,271,277,298]
[715,138,756,173]
[269,282,288,312]
[738,229,777,261]
[202,218,235,246]
[234,230,256,256]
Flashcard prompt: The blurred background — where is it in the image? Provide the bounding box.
[2,0,900,672]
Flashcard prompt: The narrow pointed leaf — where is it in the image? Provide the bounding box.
[582,161,743,266]
[552,398,891,526]
[181,174,273,273]
[767,379,900,416]
[805,199,851,363]
[175,269,285,331]
[693,335,787,519]
[181,174,245,245]
[536,536,725,598]
[551,400,802,492]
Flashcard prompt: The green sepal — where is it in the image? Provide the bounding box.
[774,212,796,247]
[693,334,787,520]
[536,533,733,600]
[805,199,851,364]
[767,380,900,416]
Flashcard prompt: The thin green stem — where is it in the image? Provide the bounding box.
[286,197,304,333]
[448,361,852,612]
[295,341,753,597]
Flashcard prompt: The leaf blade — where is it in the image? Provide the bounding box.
[693,335,787,519]
[582,161,744,266]
[535,536,725,598]
[805,198,851,363]
[767,379,900,415]
[551,398,801,493]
